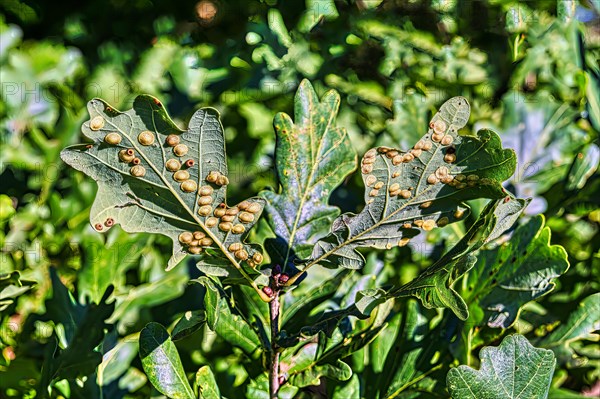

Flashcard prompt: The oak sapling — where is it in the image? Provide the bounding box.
[61,79,567,399]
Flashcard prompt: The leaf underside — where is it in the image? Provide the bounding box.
[447,334,556,399]
[305,96,517,270]
[60,96,264,275]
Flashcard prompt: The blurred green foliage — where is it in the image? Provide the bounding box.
[1,0,598,398]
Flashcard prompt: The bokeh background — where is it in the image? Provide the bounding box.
[1,0,599,398]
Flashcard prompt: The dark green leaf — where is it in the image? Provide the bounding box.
[537,293,600,365]
[447,334,556,399]
[192,278,262,355]
[139,322,195,399]
[40,270,115,389]
[172,310,206,341]
[289,359,352,388]
[352,197,528,320]
[463,215,569,328]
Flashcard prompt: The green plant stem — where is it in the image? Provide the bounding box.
[269,290,281,398]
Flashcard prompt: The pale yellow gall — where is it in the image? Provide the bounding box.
[252,252,263,264]
[198,196,213,206]
[173,170,190,182]
[130,165,146,177]
[181,180,198,192]
[365,175,377,187]
[398,237,410,247]
[188,246,202,255]
[422,220,436,231]
[239,212,255,223]
[165,134,180,146]
[166,159,181,172]
[228,243,243,252]
[173,144,189,157]
[441,135,453,146]
[247,203,262,213]
[104,132,122,145]
[200,237,213,246]
[437,216,449,227]
[199,186,214,196]
[138,131,155,146]
[206,217,218,227]
[232,224,245,234]
[218,222,232,231]
[179,231,193,244]
[90,116,105,130]
[198,205,212,216]
[119,149,135,162]
[235,249,249,261]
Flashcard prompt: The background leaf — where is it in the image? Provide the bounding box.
[447,334,556,399]
[195,365,220,399]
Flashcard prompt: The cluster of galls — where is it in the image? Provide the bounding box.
[198,199,261,236]
[178,230,214,254]
[261,264,290,298]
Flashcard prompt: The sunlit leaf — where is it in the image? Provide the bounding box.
[139,322,195,399]
[195,365,220,399]
[303,96,517,272]
[60,96,268,297]
[447,334,556,399]
[538,293,600,366]
[353,197,528,320]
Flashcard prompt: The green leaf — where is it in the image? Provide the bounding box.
[192,278,262,355]
[262,80,357,264]
[172,310,206,341]
[196,276,221,330]
[463,215,569,328]
[139,322,195,399]
[246,373,299,399]
[78,233,142,303]
[376,301,440,399]
[447,334,556,399]
[40,270,115,389]
[97,337,139,387]
[351,197,528,320]
[537,293,600,365]
[303,96,517,271]
[281,270,351,331]
[0,271,35,311]
[289,359,352,388]
[195,365,220,399]
[332,374,360,399]
[60,96,267,297]
[565,144,600,191]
